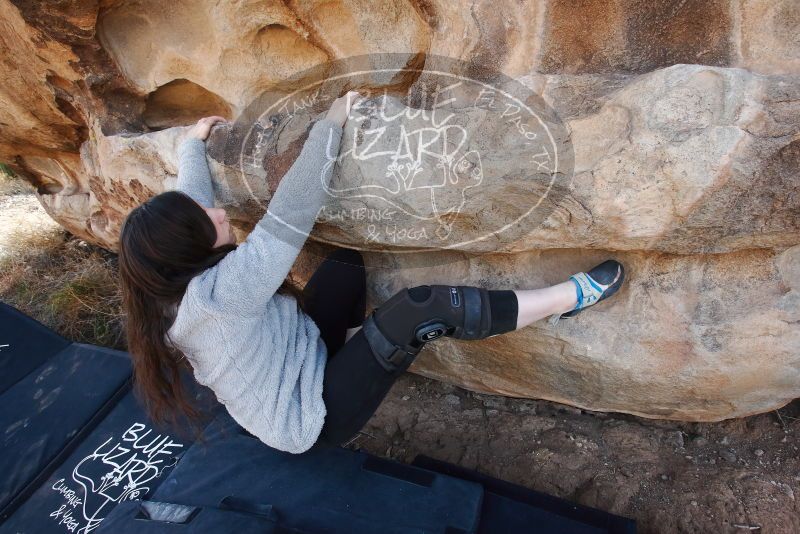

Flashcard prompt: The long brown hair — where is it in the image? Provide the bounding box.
[118,190,304,432]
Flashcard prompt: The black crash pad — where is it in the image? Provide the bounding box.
[413,455,637,534]
[0,302,71,394]
[0,314,133,519]
[97,500,287,534]
[2,390,209,534]
[1,301,636,533]
[144,413,484,534]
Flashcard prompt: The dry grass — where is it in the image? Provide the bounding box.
[0,163,31,195]
[0,209,125,349]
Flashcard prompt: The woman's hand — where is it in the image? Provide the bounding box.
[325,90,365,128]
[188,116,228,141]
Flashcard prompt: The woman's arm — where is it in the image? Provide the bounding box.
[175,116,227,208]
[193,116,348,315]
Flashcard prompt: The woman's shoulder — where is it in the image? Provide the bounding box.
[170,268,278,332]
[176,265,226,313]
[165,273,218,340]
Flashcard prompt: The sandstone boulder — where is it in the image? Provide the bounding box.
[1,0,798,421]
[368,245,800,421]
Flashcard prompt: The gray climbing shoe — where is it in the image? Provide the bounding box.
[549,260,625,325]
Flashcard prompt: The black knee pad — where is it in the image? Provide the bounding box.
[362,285,493,372]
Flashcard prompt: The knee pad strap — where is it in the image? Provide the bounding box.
[460,286,491,339]
[362,315,419,373]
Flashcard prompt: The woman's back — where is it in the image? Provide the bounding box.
[167,273,328,453]
[164,116,344,453]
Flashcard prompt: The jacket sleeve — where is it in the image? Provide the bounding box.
[175,136,216,208]
[193,117,344,315]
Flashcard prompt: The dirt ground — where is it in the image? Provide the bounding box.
[352,372,800,534]
[2,185,798,533]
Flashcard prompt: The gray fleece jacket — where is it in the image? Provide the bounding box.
[167,117,344,453]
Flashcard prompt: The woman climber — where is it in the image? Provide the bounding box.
[118,90,625,453]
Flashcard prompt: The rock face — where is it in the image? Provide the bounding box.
[371,246,800,421]
[1,0,798,421]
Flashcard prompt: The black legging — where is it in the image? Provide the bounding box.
[302,249,518,449]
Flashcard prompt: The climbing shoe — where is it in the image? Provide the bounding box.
[549,260,625,325]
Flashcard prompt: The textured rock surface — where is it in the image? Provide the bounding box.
[367,245,800,421]
[1,0,798,421]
